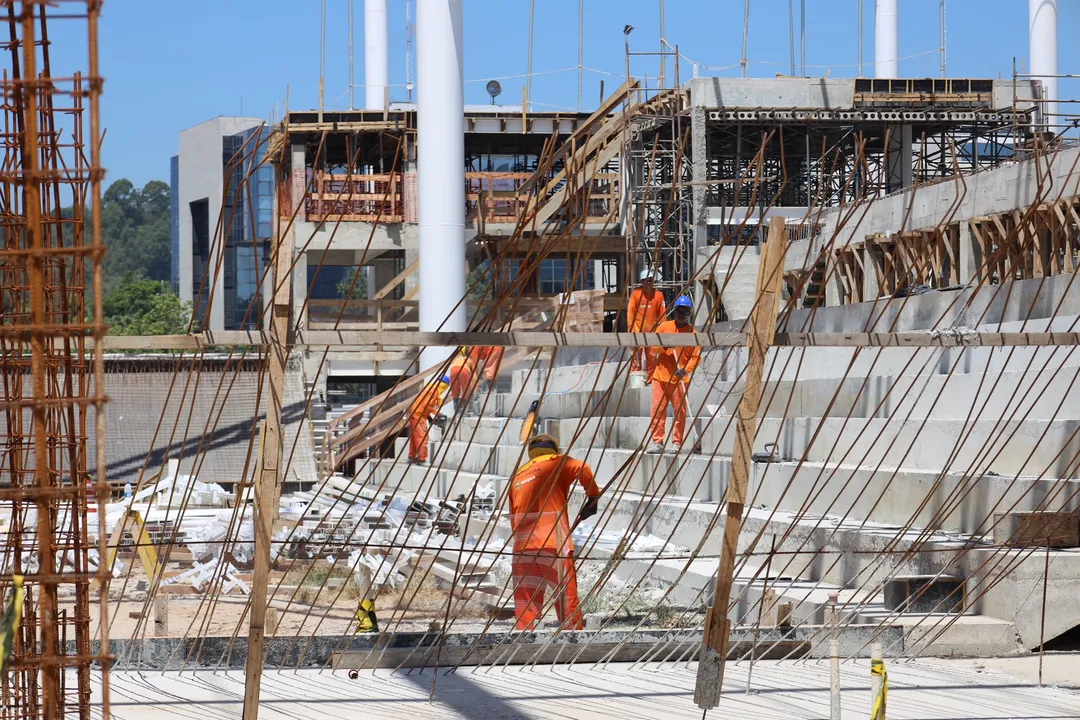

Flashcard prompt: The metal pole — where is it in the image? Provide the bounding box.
[319,0,327,122]
[577,0,584,111]
[20,5,59,715]
[406,0,415,102]
[829,591,841,720]
[349,0,355,109]
[740,0,750,78]
[800,0,806,77]
[858,0,864,76]
[527,0,535,112]
[659,0,666,89]
[789,0,796,76]
[940,0,947,78]
[1039,537,1050,686]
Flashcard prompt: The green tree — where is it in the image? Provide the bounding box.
[467,261,494,300]
[104,273,193,336]
[336,267,369,300]
[102,178,172,289]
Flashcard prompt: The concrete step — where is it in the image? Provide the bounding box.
[514,359,1080,423]
[450,408,1080,482]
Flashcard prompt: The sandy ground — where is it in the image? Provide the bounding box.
[60,564,504,642]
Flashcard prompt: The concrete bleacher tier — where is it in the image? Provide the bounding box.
[359,274,1080,657]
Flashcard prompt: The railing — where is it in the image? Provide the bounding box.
[470,172,620,232]
[305,293,612,332]
[302,168,619,229]
[308,298,418,330]
[305,171,404,223]
[465,172,532,223]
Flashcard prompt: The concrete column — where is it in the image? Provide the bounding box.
[364,0,390,111]
[291,251,308,332]
[1029,0,1058,129]
[691,106,710,326]
[959,221,980,285]
[826,265,842,307]
[290,140,309,333]
[886,124,913,192]
[417,0,467,371]
[862,246,882,301]
[875,0,899,79]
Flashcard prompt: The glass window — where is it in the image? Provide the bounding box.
[538,258,593,294]
[307,265,355,300]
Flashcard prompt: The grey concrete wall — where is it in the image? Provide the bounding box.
[690,77,855,109]
[787,144,1080,275]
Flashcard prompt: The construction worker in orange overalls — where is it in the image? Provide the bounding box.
[447,348,477,410]
[509,434,600,631]
[646,295,701,454]
[627,268,666,373]
[469,346,506,392]
[408,374,450,465]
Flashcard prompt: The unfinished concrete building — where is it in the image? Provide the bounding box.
[6,0,1080,718]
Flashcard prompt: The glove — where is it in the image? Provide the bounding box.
[432,414,448,430]
[674,368,687,380]
[577,496,599,523]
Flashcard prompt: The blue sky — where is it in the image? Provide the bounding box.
[44,0,1079,186]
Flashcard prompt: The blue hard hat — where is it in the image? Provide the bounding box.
[673,295,693,310]
[440,375,452,384]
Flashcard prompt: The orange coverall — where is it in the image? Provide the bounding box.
[627,287,666,372]
[447,353,476,403]
[468,346,506,382]
[647,320,701,447]
[408,380,446,463]
[508,452,599,631]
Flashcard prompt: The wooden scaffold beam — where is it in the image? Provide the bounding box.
[695,216,788,709]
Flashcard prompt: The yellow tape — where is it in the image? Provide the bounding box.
[870,659,888,719]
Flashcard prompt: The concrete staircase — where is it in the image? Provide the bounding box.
[347,279,1080,657]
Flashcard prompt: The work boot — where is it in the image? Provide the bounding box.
[646,443,664,454]
[410,458,427,467]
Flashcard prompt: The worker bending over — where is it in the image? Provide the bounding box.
[627,268,666,373]
[646,295,701,454]
[447,348,477,411]
[509,434,600,631]
[408,374,450,465]
[469,345,505,393]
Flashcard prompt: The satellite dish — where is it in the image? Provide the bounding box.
[486,80,502,105]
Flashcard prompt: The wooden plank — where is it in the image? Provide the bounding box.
[242,192,295,717]
[371,258,419,300]
[695,216,788,709]
[993,511,1079,548]
[92,330,1080,352]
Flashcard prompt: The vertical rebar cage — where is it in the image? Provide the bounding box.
[0,2,107,719]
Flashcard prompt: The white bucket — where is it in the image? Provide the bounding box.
[629,371,647,389]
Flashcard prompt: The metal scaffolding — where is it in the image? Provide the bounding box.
[0,2,108,718]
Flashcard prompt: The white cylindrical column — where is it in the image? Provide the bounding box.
[875,0,898,79]
[1030,0,1058,129]
[417,0,466,371]
[365,0,389,111]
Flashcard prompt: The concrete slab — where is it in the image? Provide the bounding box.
[101,659,1080,719]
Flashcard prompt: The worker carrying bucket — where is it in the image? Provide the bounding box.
[627,267,666,381]
[408,374,451,465]
[646,295,701,454]
[508,434,600,631]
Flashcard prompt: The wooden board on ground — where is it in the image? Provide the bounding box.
[994,511,1080,547]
